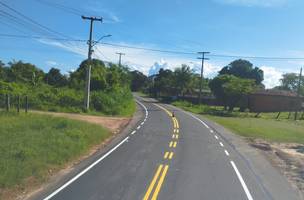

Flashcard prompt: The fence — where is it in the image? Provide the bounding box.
[0,94,29,113]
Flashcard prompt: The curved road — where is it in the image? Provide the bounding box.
[39,97,300,200]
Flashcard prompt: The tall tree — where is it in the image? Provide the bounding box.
[154,68,175,96]
[44,68,68,87]
[8,61,44,85]
[130,70,148,91]
[219,59,264,85]
[209,75,256,111]
[174,64,192,97]
[276,73,304,96]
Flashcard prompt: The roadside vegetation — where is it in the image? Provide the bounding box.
[173,101,304,144]
[131,59,303,144]
[0,111,110,198]
[0,59,135,116]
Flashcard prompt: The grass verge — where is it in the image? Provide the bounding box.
[173,101,304,144]
[0,111,110,197]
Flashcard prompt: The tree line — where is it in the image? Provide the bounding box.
[0,59,135,115]
[131,59,303,111]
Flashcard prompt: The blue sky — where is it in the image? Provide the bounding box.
[1,0,304,88]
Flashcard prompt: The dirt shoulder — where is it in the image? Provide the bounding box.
[250,139,304,198]
[20,107,143,200]
[32,111,130,133]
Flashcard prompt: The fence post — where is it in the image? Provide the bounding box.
[5,94,10,111]
[17,95,20,113]
[276,112,281,119]
[25,96,28,113]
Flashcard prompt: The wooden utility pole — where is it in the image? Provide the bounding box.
[116,52,125,67]
[295,67,302,120]
[82,16,102,111]
[197,52,210,104]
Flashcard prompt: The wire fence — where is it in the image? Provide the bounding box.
[0,94,29,113]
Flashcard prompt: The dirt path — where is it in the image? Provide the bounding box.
[32,111,131,133]
[250,139,304,199]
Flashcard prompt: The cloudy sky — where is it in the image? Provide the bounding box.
[1,0,304,88]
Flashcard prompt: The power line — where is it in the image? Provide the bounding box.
[1,31,304,61]
[0,11,51,36]
[208,54,304,60]
[0,33,86,42]
[94,46,111,61]
[34,0,83,16]
[116,52,125,67]
[197,52,210,104]
[0,1,71,39]
[34,0,116,23]
[82,15,103,111]
[100,42,195,55]
[99,42,304,60]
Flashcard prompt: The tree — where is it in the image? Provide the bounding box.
[44,68,68,87]
[275,72,304,96]
[130,70,148,91]
[8,61,45,85]
[209,75,256,111]
[153,68,175,96]
[69,59,107,90]
[174,64,192,97]
[0,60,6,80]
[219,59,264,85]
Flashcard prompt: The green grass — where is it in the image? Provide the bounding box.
[173,101,304,144]
[0,111,110,191]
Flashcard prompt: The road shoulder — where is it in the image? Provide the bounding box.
[27,102,145,200]
[165,103,302,200]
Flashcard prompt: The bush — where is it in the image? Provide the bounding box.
[91,87,135,116]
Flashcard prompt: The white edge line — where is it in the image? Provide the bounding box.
[44,99,148,200]
[225,150,230,156]
[43,136,129,200]
[172,105,253,200]
[230,161,254,200]
[137,126,141,130]
[131,130,136,135]
[141,122,144,125]
[210,130,214,133]
[220,142,224,147]
[215,135,219,140]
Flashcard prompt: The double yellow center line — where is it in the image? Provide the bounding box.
[143,104,180,200]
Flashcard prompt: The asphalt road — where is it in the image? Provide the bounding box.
[40,97,300,200]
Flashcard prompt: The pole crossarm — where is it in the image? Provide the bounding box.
[82,15,103,111]
[197,51,210,105]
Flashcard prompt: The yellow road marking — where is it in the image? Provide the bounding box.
[163,152,169,159]
[176,135,179,139]
[151,165,169,200]
[173,117,177,128]
[169,152,174,159]
[172,117,176,128]
[143,165,163,200]
[174,118,179,129]
[169,141,173,147]
[173,142,177,148]
[176,129,179,133]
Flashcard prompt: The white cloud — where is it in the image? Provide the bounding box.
[213,0,289,7]
[45,60,57,66]
[39,39,290,89]
[38,39,221,78]
[260,66,284,88]
[85,1,121,23]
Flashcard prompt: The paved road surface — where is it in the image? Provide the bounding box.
[39,97,300,200]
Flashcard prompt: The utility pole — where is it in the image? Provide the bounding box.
[197,52,210,104]
[116,52,125,67]
[295,67,302,120]
[82,15,102,111]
